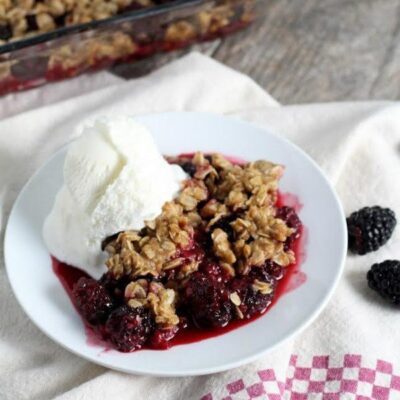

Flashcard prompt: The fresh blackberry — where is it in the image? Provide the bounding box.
[347,206,396,255]
[367,260,400,305]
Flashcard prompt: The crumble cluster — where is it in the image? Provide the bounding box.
[0,0,241,43]
[104,152,295,328]
[124,279,179,326]
[0,0,155,41]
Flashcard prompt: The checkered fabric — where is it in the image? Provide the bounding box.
[201,354,400,400]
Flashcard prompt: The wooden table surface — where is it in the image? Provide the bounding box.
[211,0,400,104]
[115,0,400,104]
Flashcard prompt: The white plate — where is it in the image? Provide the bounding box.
[4,112,347,376]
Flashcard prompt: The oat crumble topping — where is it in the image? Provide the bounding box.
[104,152,297,327]
[0,0,245,44]
[0,0,156,40]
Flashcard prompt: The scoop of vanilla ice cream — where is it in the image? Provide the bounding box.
[43,116,187,273]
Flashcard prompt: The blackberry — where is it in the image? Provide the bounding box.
[276,206,302,250]
[211,215,236,242]
[26,15,38,31]
[124,0,153,10]
[54,14,67,27]
[73,277,115,325]
[276,206,302,236]
[347,206,396,255]
[99,272,130,304]
[230,269,276,319]
[101,232,119,251]
[180,161,197,177]
[263,260,284,280]
[199,260,231,283]
[182,271,233,328]
[367,260,400,305]
[0,23,12,41]
[105,305,155,352]
[149,325,179,350]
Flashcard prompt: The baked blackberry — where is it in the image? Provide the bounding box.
[99,272,130,304]
[0,23,12,41]
[149,325,179,350]
[26,15,39,31]
[276,206,302,251]
[276,206,302,237]
[180,161,197,177]
[230,269,276,319]
[182,271,233,328]
[347,206,396,255]
[105,305,155,352]
[73,277,115,325]
[367,260,400,305]
[211,215,237,242]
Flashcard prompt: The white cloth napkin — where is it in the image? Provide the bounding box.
[1,52,400,400]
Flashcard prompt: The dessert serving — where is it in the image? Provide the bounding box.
[43,115,304,352]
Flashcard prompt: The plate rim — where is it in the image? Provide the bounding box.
[4,111,347,376]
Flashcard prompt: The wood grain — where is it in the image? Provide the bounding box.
[212,0,400,104]
[114,0,400,103]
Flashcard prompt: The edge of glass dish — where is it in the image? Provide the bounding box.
[0,0,202,55]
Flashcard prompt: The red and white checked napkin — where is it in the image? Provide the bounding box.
[0,53,400,400]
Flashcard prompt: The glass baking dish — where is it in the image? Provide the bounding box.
[0,0,260,96]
